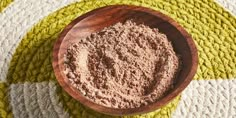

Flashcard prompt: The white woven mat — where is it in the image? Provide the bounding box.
[0,0,235,118]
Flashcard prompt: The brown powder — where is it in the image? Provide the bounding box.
[64,20,180,109]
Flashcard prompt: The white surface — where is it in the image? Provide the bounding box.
[10,81,69,118]
[0,0,79,81]
[215,0,236,16]
[172,79,236,118]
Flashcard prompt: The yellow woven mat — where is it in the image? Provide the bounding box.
[0,0,235,118]
[0,0,12,12]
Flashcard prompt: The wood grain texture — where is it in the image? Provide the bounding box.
[52,5,198,116]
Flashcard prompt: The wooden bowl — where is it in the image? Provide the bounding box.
[53,5,198,116]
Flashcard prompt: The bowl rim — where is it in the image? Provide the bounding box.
[52,5,198,116]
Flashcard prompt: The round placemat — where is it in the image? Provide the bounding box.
[0,0,235,118]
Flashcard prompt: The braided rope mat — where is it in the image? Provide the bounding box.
[215,0,236,16]
[0,0,235,118]
[0,0,12,12]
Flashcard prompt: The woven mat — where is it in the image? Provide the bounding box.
[0,0,235,118]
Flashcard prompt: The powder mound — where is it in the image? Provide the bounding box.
[64,20,180,109]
